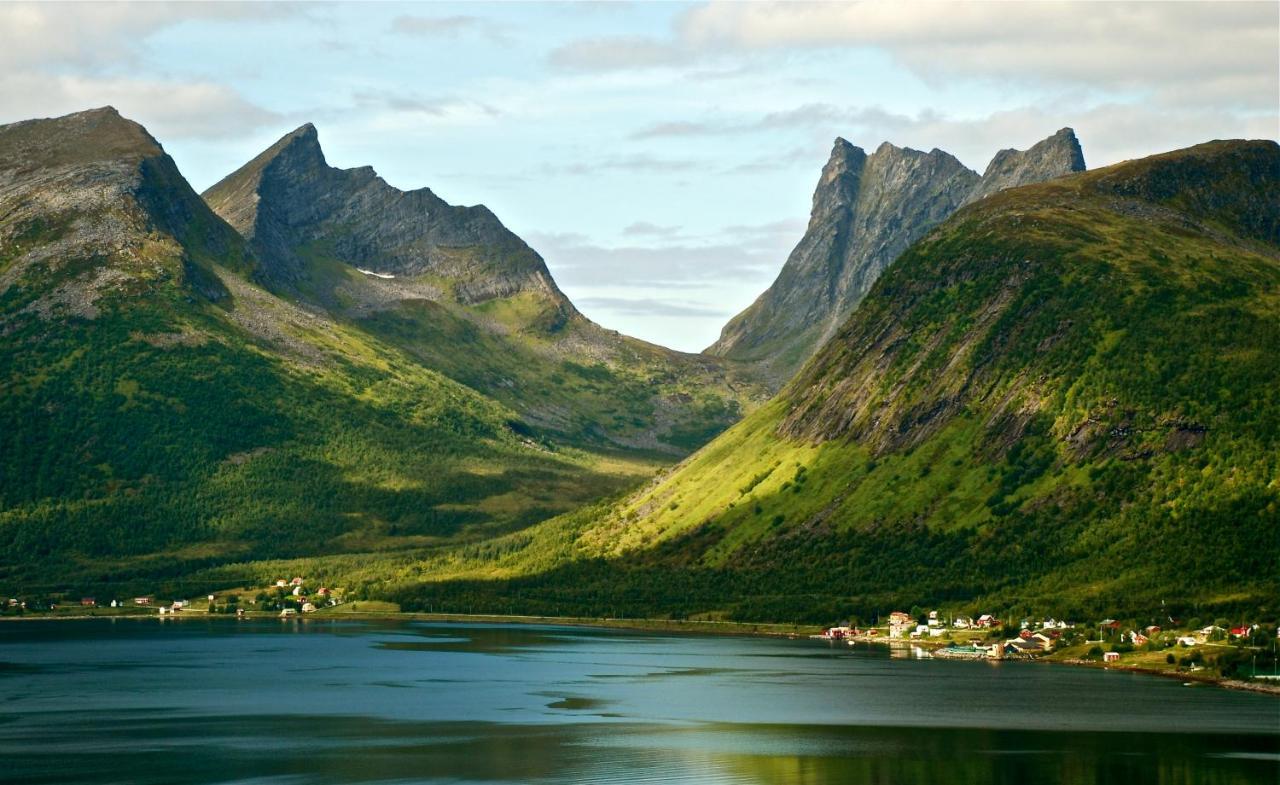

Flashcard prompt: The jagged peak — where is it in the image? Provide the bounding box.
[260,122,326,167]
[202,122,330,206]
[867,141,969,169]
[826,137,865,166]
[872,140,902,156]
[983,128,1086,176]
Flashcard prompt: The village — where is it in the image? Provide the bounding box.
[3,576,348,619]
[812,609,1280,681]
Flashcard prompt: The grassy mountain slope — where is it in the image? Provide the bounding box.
[0,109,658,588]
[377,140,1279,622]
[202,125,764,456]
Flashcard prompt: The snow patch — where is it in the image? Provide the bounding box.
[357,268,396,279]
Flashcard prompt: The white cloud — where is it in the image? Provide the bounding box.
[0,2,290,140]
[678,2,1279,110]
[0,73,281,141]
[538,153,704,177]
[0,2,277,70]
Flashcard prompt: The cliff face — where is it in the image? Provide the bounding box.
[203,125,572,310]
[707,129,1086,387]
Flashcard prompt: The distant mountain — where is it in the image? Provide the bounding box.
[708,129,1086,386]
[204,123,571,313]
[395,140,1280,622]
[204,125,764,454]
[0,108,729,589]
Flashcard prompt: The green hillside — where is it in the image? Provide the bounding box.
[378,140,1280,623]
[0,109,658,589]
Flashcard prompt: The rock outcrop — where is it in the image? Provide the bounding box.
[707,129,1086,387]
[203,124,572,311]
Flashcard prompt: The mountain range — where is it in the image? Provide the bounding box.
[1,107,1274,624]
[383,139,1280,622]
[0,108,751,586]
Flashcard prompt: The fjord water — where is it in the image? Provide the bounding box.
[1,620,1276,784]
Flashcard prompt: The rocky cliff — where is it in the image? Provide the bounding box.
[203,124,572,312]
[707,129,1086,387]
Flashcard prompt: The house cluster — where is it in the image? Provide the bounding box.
[270,577,338,616]
[814,609,1026,643]
[1156,623,1262,648]
[950,614,1002,630]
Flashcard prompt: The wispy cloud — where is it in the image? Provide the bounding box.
[622,221,683,238]
[390,14,511,44]
[538,153,703,177]
[0,3,291,139]
[547,35,694,72]
[528,219,800,290]
[351,89,502,119]
[576,296,729,318]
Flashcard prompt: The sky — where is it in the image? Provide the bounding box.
[2,1,1276,352]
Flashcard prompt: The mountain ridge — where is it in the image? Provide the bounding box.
[707,128,1087,387]
[201,123,765,454]
[204,123,571,311]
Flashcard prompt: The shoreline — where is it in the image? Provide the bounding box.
[6,609,1278,696]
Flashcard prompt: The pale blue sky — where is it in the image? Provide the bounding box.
[2,2,1276,351]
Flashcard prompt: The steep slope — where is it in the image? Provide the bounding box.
[0,109,659,588]
[205,126,763,454]
[708,129,1086,387]
[388,140,1279,622]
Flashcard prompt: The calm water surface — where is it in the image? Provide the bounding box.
[1,619,1276,784]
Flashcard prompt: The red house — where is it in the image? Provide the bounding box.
[1230,626,1252,638]
[80,597,96,607]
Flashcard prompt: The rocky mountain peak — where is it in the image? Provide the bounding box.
[707,128,1088,386]
[203,124,574,311]
[0,105,163,177]
[809,139,866,224]
[965,127,1086,204]
[0,108,251,322]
